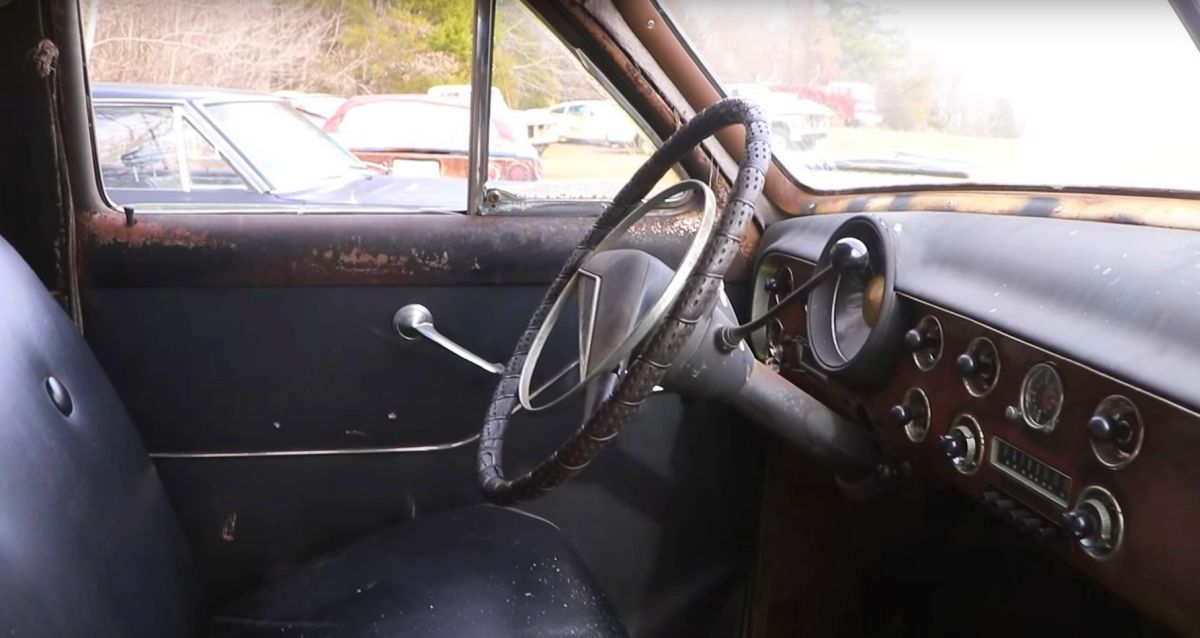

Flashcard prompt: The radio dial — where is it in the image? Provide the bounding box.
[939,431,968,459]
[1063,487,1124,560]
[941,415,984,474]
[1062,505,1101,540]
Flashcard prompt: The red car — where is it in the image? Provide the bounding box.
[323,95,541,181]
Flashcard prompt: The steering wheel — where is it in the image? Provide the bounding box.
[478,99,770,504]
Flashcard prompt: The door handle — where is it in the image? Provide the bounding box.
[393,304,504,375]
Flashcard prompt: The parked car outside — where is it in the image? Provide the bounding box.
[92,83,464,210]
[524,100,650,152]
[322,95,542,181]
[425,84,536,154]
[825,80,884,127]
[273,90,348,127]
[725,83,833,150]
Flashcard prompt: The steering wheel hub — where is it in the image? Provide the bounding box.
[477,98,771,504]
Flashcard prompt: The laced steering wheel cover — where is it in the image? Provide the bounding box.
[477,99,771,504]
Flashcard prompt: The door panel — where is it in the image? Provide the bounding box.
[83,285,566,452]
[79,206,764,637]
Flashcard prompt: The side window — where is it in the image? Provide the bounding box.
[85,0,670,211]
[490,0,674,195]
[94,106,182,190]
[182,122,249,190]
[93,104,248,193]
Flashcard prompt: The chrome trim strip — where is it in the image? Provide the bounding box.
[467,0,497,214]
[148,433,480,459]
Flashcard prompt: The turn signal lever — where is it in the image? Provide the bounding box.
[667,270,881,481]
[717,237,869,351]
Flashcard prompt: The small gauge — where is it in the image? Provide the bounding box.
[1020,363,1064,432]
[770,266,794,306]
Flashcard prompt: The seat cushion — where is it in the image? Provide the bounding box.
[208,505,628,637]
[0,238,198,637]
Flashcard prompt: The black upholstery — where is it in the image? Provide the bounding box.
[210,506,628,637]
[0,236,625,637]
[0,239,199,636]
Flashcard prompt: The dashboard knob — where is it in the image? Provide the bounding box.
[903,328,934,352]
[830,237,870,275]
[1062,506,1100,540]
[1087,415,1133,446]
[1064,489,1123,559]
[939,432,968,459]
[889,404,913,426]
[955,353,982,377]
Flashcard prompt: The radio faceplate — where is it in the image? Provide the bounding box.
[991,436,1071,506]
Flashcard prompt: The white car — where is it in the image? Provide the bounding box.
[726,83,832,150]
[526,100,650,152]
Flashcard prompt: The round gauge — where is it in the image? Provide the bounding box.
[831,270,873,359]
[1020,363,1063,431]
[806,215,904,390]
[771,266,794,306]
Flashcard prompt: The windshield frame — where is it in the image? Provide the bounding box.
[197,97,368,194]
[650,0,1200,203]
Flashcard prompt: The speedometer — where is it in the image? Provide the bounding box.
[806,215,904,390]
[831,271,871,359]
[1020,363,1064,432]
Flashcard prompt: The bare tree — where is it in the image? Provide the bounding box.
[87,0,344,92]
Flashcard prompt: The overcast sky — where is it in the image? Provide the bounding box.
[884,1,1200,165]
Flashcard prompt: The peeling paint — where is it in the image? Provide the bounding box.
[82,211,227,250]
[798,190,1200,232]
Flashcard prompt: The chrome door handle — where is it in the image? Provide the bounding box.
[393,304,504,375]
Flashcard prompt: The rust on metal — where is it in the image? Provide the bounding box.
[81,210,227,249]
[76,205,754,288]
[548,0,759,259]
[612,0,810,215]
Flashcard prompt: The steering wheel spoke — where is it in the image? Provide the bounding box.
[478,98,771,504]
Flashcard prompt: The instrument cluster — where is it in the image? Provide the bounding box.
[751,213,1200,633]
[752,246,1200,625]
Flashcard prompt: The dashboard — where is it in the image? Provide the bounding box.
[752,212,1200,634]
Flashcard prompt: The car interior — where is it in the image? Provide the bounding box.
[3,0,1200,636]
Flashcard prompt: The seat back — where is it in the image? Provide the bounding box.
[0,238,197,636]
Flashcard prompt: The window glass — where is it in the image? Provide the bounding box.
[84,0,670,210]
[204,101,367,193]
[94,105,182,190]
[181,122,248,190]
[660,0,1200,193]
[489,0,675,198]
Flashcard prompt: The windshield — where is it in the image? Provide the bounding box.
[660,1,1200,192]
[204,101,365,192]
